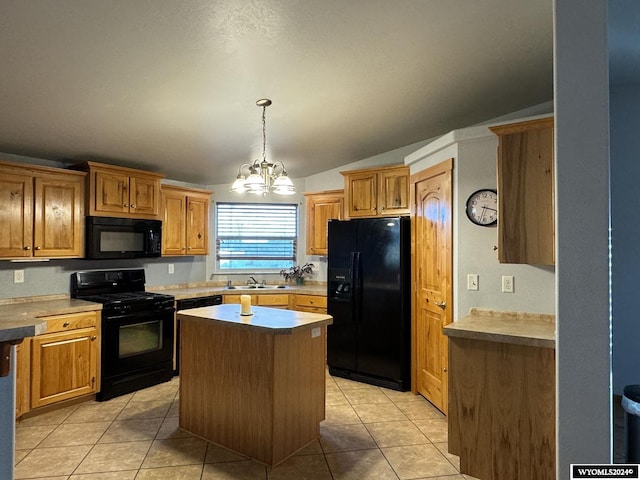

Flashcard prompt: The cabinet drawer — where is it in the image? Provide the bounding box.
[294,295,327,309]
[257,294,289,306]
[40,311,99,334]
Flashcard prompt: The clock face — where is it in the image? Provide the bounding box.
[465,189,498,226]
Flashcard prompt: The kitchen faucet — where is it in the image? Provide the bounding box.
[247,276,259,285]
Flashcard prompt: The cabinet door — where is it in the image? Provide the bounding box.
[33,174,84,257]
[493,118,554,265]
[94,169,130,214]
[186,195,209,255]
[292,295,327,313]
[378,168,410,215]
[15,341,30,418]
[162,191,187,255]
[0,172,33,257]
[130,175,160,217]
[30,327,98,408]
[345,172,377,218]
[305,191,343,255]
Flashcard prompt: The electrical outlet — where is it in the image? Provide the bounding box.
[168,264,175,274]
[467,274,479,291]
[502,275,514,293]
[14,270,24,283]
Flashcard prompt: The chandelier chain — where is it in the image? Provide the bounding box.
[262,105,267,163]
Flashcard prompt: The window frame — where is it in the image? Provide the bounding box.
[214,201,299,273]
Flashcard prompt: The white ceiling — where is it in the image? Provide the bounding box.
[0,0,553,185]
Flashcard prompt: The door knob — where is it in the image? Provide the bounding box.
[434,300,446,310]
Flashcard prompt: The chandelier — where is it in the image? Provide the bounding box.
[230,99,295,196]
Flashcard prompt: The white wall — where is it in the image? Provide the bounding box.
[610,84,640,395]
[405,120,556,320]
[555,0,612,472]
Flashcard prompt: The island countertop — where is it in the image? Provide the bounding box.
[177,303,332,334]
[443,307,556,348]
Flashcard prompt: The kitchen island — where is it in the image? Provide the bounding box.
[177,303,333,467]
[444,308,555,480]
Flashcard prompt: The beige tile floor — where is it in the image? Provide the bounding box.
[15,372,479,479]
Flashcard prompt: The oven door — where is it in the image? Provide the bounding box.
[101,308,174,378]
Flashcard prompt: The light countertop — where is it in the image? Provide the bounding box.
[177,303,333,334]
[0,297,102,342]
[443,307,556,348]
[149,283,326,300]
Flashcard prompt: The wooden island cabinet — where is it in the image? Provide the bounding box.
[178,304,332,467]
[444,309,555,480]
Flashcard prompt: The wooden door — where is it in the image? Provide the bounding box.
[94,169,130,214]
[186,194,209,255]
[33,174,84,257]
[0,172,33,257]
[130,174,160,217]
[412,159,452,413]
[378,167,410,216]
[162,191,187,255]
[30,327,98,408]
[345,171,377,218]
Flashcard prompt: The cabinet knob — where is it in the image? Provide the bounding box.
[187,246,191,250]
[62,322,70,327]
[34,246,41,251]
[23,246,31,251]
[123,203,129,207]
[91,336,97,341]
[131,204,136,208]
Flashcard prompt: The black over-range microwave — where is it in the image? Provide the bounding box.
[85,216,162,259]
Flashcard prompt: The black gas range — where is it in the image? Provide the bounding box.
[71,269,175,401]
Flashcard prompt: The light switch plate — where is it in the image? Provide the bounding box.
[467,274,479,291]
[168,264,174,274]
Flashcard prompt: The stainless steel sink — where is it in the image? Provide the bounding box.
[224,285,287,290]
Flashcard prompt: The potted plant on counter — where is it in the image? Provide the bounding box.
[280,263,315,285]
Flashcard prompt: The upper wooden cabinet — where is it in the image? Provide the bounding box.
[161,185,212,256]
[490,117,555,265]
[0,161,85,259]
[73,161,164,219]
[341,164,410,218]
[304,190,344,255]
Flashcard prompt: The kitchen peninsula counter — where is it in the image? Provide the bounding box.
[444,308,556,480]
[0,296,102,342]
[177,304,332,467]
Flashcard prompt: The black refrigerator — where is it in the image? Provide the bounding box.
[327,216,411,391]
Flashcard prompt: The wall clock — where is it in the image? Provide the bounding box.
[465,189,498,226]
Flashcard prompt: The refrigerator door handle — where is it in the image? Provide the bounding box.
[351,251,361,323]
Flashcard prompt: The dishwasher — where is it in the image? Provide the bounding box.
[174,295,223,374]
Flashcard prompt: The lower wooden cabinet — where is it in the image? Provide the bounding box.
[290,294,327,314]
[223,294,289,309]
[16,310,100,418]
